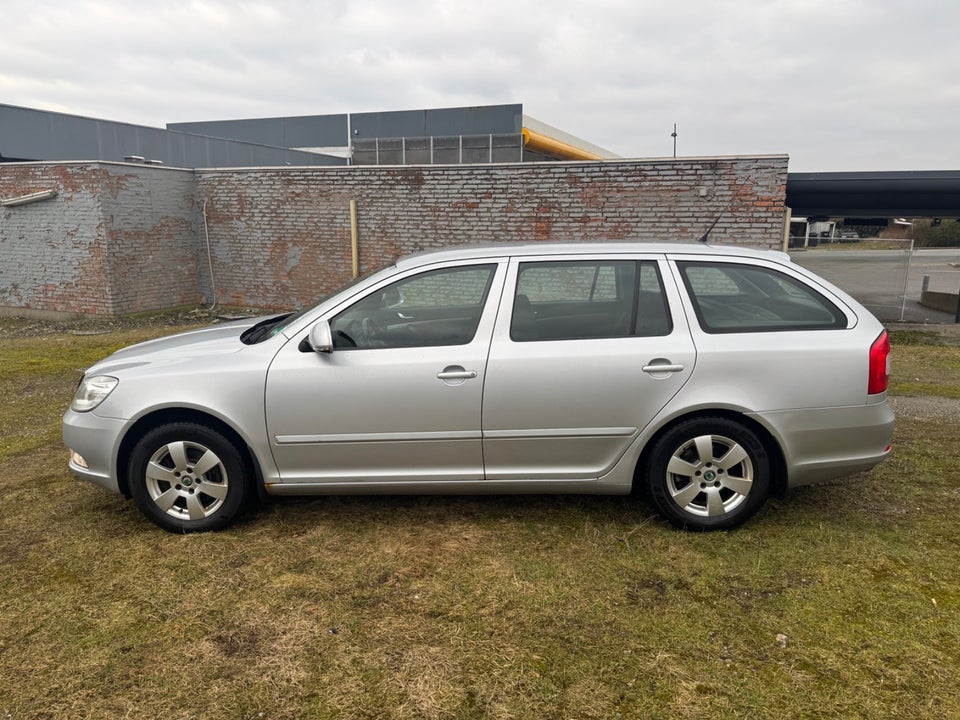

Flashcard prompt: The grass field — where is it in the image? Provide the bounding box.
[1,318,958,719]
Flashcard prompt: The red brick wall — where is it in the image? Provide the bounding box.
[0,163,201,315]
[0,164,112,314]
[197,155,788,311]
[1,156,787,316]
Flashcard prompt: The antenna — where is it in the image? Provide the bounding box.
[671,123,678,158]
[697,180,752,243]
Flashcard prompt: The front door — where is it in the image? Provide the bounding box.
[265,261,504,486]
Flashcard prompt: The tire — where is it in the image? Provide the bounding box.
[646,417,770,531]
[128,422,249,533]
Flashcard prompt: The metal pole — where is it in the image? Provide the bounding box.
[671,123,678,158]
[899,238,914,322]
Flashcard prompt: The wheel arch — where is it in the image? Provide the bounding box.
[633,409,788,498]
[116,408,265,501]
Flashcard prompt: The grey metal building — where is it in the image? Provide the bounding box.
[169,104,618,165]
[0,103,343,168]
[1,103,615,169]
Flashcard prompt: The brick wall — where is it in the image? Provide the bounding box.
[197,155,788,310]
[0,163,201,315]
[1,155,788,316]
[99,165,201,313]
[0,164,111,314]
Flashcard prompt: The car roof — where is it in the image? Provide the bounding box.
[395,242,791,269]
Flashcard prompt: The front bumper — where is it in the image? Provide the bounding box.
[62,409,127,494]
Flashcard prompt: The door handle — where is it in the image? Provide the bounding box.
[437,369,478,380]
[642,362,685,374]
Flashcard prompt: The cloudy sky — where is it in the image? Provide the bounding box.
[2,0,957,171]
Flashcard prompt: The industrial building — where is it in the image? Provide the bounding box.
[1,102,614,168]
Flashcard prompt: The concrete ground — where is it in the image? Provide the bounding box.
[791,248,960,325]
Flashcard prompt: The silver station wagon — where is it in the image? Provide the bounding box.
[63,243,894,533]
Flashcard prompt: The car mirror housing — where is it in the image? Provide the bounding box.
[308,321,334,353]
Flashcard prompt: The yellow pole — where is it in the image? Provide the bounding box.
[349,199,359,279]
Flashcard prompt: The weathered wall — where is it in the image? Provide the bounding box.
[0,164,111,314]
[0,163,201,315]
[196,155,788,310]
[1,156,788,315]
[98,165,201,313]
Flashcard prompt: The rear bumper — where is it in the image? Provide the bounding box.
[749,400,895,488]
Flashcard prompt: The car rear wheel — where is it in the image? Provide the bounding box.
[128,423,248,533]
[646,417,770,531]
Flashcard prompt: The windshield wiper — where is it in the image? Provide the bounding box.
[240,314,291,345]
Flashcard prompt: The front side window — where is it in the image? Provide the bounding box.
[330,264,496,349]
[678,261,847,333]
[511,260,671,341]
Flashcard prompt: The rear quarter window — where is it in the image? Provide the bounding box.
[678,261,847,333]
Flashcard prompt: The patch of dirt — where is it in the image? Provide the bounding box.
[890,395,960,423]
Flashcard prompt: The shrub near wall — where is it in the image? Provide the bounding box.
[195,155,788,311]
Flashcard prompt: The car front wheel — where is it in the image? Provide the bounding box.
[128,423,248,533]
[646,417,770,531]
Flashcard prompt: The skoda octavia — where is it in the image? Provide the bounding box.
[63,243,894,532]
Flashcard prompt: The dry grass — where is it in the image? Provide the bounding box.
[1,321,959,719]
[805,239,912,252]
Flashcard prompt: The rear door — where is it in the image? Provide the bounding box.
[481,253,697,481]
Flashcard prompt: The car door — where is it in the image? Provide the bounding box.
[265,259,505,486]
[482,254,697,481]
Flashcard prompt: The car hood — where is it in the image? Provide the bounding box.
[85,317,266,375]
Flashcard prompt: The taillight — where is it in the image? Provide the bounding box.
[868,330,890,395]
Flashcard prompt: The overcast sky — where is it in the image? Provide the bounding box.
[2,0,957,172]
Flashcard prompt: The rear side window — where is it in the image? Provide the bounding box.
[678,261,847,333]
[511,260,671,341]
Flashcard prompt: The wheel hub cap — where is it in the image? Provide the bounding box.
[144,440,229,521]
[666,433,754,518]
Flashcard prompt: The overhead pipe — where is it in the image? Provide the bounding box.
[1,189,58,207]
[521,127,602,161]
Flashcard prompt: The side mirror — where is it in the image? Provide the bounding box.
[308,320,334,353]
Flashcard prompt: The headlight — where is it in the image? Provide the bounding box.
[71,375,119,412]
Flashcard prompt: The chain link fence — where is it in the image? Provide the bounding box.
[790,242,960,323]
